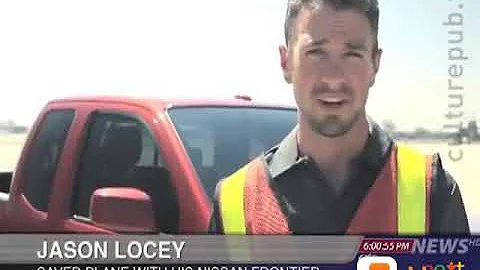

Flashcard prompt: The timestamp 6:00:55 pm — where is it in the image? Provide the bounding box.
[361,240,412,253]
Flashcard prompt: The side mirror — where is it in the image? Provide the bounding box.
[90,187,156,233]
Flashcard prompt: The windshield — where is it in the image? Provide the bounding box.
[168,106,297,199]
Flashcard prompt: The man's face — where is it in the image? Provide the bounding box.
[280,5,381,137]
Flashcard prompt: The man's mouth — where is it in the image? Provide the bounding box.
[316,96,348,107]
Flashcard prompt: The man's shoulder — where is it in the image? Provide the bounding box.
[214,153,272,195]
[391,141,459,188]
[393,142,436,161]
[428,152,459,196]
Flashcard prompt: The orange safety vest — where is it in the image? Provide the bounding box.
[218,143,433,235]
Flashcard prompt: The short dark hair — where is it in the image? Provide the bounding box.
[284,0,379,46]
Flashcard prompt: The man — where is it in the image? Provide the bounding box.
[209,0,470,235]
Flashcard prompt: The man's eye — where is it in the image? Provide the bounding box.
[345,51,363,58]
[306,49,324,56]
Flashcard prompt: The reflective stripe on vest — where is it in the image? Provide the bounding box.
[219,165,248,234]
[396,143,427,234]
[219,144,429,235]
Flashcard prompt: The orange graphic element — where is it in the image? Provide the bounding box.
[369,263,390,270]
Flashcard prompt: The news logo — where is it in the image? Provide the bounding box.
[407,261,465,270]
[357,256,397,270]
[412,238,480,255]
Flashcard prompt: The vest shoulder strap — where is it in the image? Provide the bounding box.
[218,162,251,234]
[396,143,432,234]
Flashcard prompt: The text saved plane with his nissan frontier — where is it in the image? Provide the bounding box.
[0,95,297,234]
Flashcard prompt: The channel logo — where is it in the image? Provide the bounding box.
[357,256,397,270]
[412,238,480,255]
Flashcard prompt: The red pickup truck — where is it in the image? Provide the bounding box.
[0,96,297,234]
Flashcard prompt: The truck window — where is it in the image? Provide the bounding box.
[168,107,297,200]
[23,109,75,212]
[71,112,178,233]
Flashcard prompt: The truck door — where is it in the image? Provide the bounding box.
[62,110,179,234]
[8,109,75,231]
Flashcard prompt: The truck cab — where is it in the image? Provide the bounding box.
[0,96,297,234]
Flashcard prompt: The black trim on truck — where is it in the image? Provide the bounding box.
[0,172,12,193]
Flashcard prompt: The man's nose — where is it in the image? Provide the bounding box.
[319,63,346,90]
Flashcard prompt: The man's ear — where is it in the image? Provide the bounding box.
[279,45,292,83]
[369,48,382,87]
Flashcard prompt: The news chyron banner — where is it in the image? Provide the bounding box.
[0,235,477,269]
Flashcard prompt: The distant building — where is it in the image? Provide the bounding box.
[0,120,28,134]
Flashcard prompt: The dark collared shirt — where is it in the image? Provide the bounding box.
[209,122,470,235]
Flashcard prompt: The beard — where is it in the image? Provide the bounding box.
[294,82,368,137]
[305,108,364,138]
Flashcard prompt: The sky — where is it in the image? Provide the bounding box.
[0,0,478,131]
